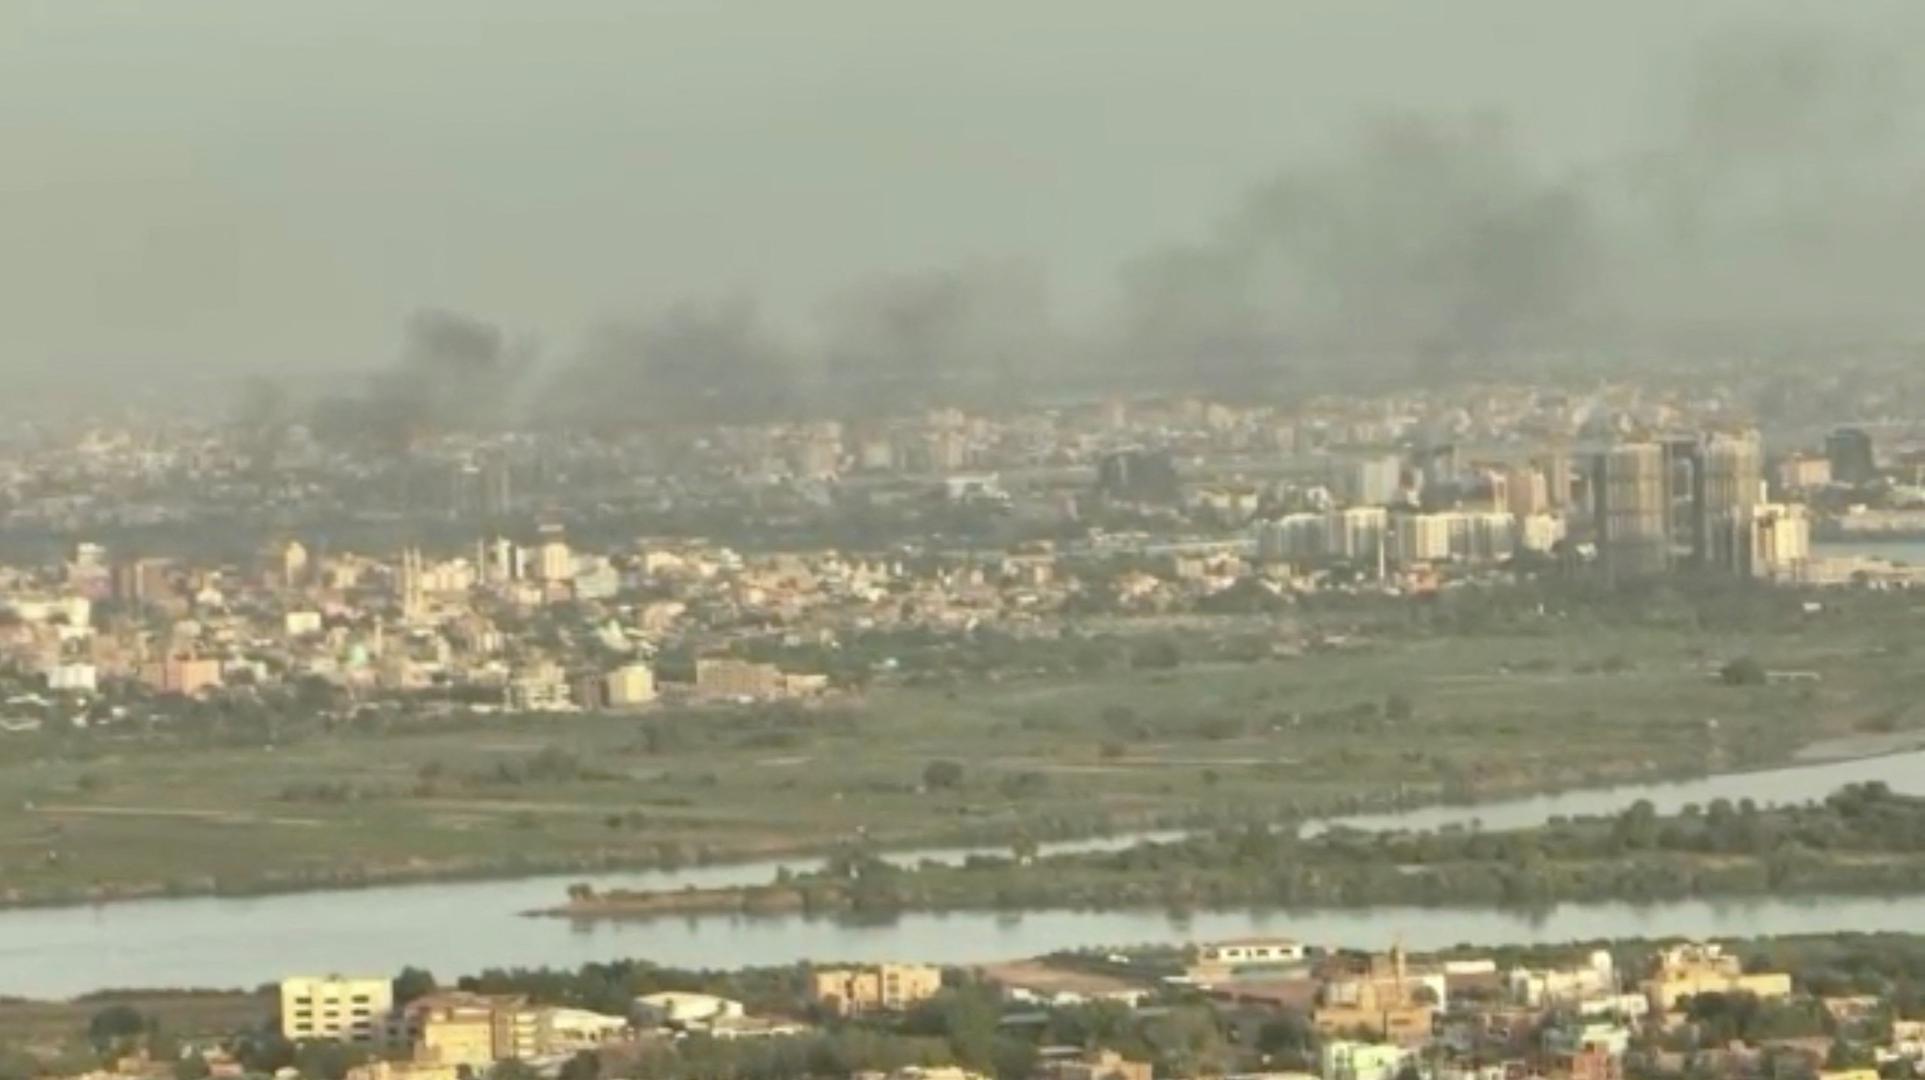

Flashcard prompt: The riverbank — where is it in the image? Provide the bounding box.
[526,782,1925,921]
[14,738,1925,914]
[12,604,1893,911]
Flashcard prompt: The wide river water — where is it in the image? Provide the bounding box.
[5,748,1925,998]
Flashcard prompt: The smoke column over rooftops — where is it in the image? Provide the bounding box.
[283,18,1925,436]
[313,309,535,449]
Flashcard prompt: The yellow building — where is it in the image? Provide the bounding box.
[1312,947,1438,1046]
[407,993,539,1067]
[809,964,944,1016]
[604,664,657,709]
[280,976,394,1044]
[1640,943,1792,1013]
[403,993,618,1065]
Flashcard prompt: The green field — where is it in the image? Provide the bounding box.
[3,594,1924,905]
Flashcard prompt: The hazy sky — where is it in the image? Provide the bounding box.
[5,0,1922,382]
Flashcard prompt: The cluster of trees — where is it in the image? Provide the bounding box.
[647,784,1925,917]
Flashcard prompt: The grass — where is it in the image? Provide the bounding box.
[2,600,1924,905]
[0,991,270,1047]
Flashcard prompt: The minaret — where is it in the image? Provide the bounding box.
[399,548,426,623]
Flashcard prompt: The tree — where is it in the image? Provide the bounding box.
[1721,656,1768,686]
[923,760,965,790]
[1130,637,1183,670]
[88,1005,147,1051]
[394,966,438,1006]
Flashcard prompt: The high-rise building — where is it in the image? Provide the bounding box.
[1699,432,1762,574]
[1506,464,1549,518]
[1336,454,1403,507]
[1326,506,1389,564]
[398,548,427,623]
[1751,504,1812,582]
[1254,514,1329,562]
[1097,449,1181,504]
[534,523,573,583]
[1447,512,1517,563]
[1392,514,1453,565]
[1594,442,1671,578]
[481,455,513,518]
[1827,427,1877,486]
[1518,513,1567,554]
[113,556,172,607]
[1536,449,1574,510]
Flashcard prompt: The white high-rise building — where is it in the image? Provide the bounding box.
[1326,507,1388,562]
[1336,454,1403,507]
[1392,514,1452,564]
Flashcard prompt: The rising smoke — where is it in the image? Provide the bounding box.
[313,308,534,448]
[299,19,1925,439]
[538,296,799,430]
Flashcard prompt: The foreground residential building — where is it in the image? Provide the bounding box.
[280,976,393,1045]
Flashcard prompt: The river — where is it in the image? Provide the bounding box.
[5,748,1925,999]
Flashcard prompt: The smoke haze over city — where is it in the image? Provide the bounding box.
[6,1,1925,418]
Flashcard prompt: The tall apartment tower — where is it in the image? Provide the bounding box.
[398,547,427,623]
[1536,449,1573,510]
[1826,427,1876,486]
[1594,442,1671,578]
[1700,432,1763,574]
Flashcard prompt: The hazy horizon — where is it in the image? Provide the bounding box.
[8,1,1925,408]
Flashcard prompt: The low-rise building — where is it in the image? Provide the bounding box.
[1037,1050,1153,1080]
[140,654,222,697]
[604,664,657,709]
[1313,947,1440,1046]
[1320,1040,1414,1080]
[632,992,744,1028]
[810,963,944,1016]
[1190,938,1310,983]
[1640,943,1792,1013]
[695,657,789,700]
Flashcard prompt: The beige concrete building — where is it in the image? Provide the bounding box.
[400,993,622,1066]
[406,992,539,1068]
[1312,947,1440,1047]
[694,657,784,700]
[604,664,657,709]
[1751,503,1812,582]
[140,654,222,697]
[280,976,393,1044]
[1640,943,1792,1013]
[809,963,943,1016]
[1776,454,1832,493]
